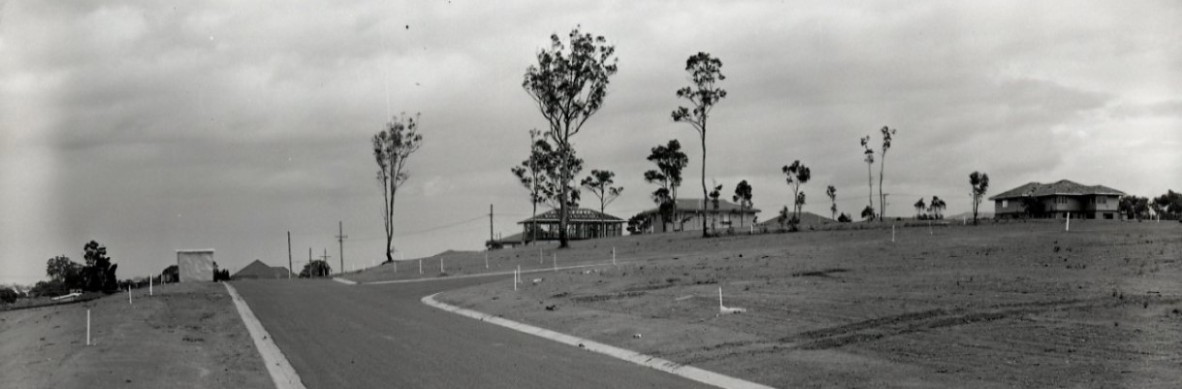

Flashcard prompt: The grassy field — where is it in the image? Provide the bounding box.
[416,220,1182,388]
[0,282,270,389]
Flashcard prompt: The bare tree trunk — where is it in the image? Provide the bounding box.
[866,163,874,219]
[879,153,886,222]
[383,175,394,263]
[700,133,708,237]
[558,147,570,248]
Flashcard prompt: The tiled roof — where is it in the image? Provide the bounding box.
[518,208,625,224]
[989,180,1125,200]
[639,198,761,215]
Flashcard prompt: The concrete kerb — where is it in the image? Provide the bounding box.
[331,277,357,285]
[422,293,776,389]
[224,283,307,389]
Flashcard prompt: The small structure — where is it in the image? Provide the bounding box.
[990,179,1124,220]
[517,208,625,242]
[486,232,527,249]
[757,211,832,230]
[636,199,761,233]
[231,259,291,280]
[176,249,215,282]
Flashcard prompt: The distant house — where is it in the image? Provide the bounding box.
[486,232,527,249]
[757,211,833,230]
[636,199,761,233]
[517,208,626,242]
[989,179,1124,220]
[232,259,291,280]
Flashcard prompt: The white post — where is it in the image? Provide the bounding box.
[419,259,422,275]
[962,216,966,225]
[86,309,91,346]
[149,274,153,296]
[127,285,132,305]
[612,247,616,266]
[513,268,518,291]
[718,287,724,309]
[440,258,445,273]
[928,220,932,235]
[749,225,753,234]
[1066,213,1070,232]
[485,252,489,269]
[552,253,557,272]
[892,225,896,243]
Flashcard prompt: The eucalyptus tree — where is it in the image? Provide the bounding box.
[877,126,897,221]
[732,180,753,227]
[644,139,688,232]
[860,135,875,220]
[672,52,727,237]
[373,113,423,263]
[826,185,837,221]
[969,171,990,225]
[580,170,624,238]
[523,27,618,248]
[782,160,811,224]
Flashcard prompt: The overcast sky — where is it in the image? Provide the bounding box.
[2,1,1179,285]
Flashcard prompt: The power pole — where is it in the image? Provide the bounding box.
[319,249,332,276]
[308,247,312,278]
[336,221,347,275]
[489,204,494,245]
[287,231,292,280]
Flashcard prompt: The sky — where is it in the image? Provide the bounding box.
[1,1,1179,285]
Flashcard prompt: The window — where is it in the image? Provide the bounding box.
[1002,200,1008,208]
[1098,197,1107,204]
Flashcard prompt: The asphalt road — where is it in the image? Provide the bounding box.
[232,278,714,389]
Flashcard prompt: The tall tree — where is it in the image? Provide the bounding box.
[877,126,897,221]
[969,171,990,225]
[914,197,926,218]
[672,52,727,238]
[782,160,811,223]
[929,196,946,219]
[523,27,618,248]
[581,170,624,238]
[826,185,837,221]
[46,255,82,289]
[373,113,424,263]
[644,139,689,232]
[510,129,549,244]
[860,135,876,220]
[82,240,116,292]
[732,180,753,228]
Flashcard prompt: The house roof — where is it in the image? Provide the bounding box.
[232,259,290,279]
[757,211,832,226]
[639,198,761,215]
[989,179,1125,200]
[518,208,625,224]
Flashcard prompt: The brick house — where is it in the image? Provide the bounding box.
[637,199,761,233]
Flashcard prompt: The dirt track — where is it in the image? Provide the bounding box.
[438,221,1182,388]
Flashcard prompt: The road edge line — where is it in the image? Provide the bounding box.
[421,293,776,389]
[224,283,307,389]
[332,277,357,285]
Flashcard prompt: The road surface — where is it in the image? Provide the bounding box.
[232,278,715,388]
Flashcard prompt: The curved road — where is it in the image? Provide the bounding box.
[232,278,713,388]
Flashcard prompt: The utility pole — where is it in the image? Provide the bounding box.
[287,231,292,280]
[308,247,312,278]
[319,249,332,276]
[489,204,494,245]
[336,221,347,275]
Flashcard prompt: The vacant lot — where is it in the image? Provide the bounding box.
[433,221,1182,388]
[0,282,269,389]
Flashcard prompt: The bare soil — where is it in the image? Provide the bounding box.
[430,221,1182,388]
[0,282,270,389]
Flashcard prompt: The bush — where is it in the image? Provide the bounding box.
[0,289,18,304]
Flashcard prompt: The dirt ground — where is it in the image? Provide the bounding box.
[432,220,1182,388]
[0,281,270,389]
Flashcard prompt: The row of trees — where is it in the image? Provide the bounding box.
[1119,190,1182,220]
[37,240,120,296]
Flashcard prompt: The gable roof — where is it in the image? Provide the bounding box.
[518,208,625,224]
[639,198,761,215]
[989,179,1125,200]
[232,259,290,279]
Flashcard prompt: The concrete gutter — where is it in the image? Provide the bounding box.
[422,293,776,389]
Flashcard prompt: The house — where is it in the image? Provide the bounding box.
[486,232,527,249]
[989,179,1124,220]
[636,199,761,233]
[231,259,291,280]
[517,208,626,242]
[757,211,833,230]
